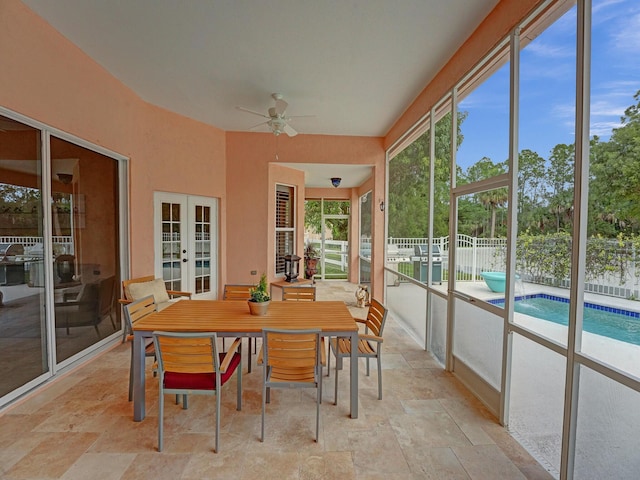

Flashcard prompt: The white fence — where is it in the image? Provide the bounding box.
[0,236,74,255]
[384,235,640,300]
[306,239,348,274]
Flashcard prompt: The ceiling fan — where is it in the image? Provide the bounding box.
[236,93,311,137]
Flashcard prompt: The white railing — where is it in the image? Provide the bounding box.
[0,236,74,255]
[305,239,348,275]
[385,235,640,301]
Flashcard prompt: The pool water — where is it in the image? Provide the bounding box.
[490,294,640,346]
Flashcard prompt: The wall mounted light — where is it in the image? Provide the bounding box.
[57,173,73,185]
[379,200,385,212]
[331,177,341,188]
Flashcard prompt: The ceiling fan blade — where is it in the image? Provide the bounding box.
[283,123,298,137]
[248,120,270,130]
[236,106,269,118]
[274,98,288,115]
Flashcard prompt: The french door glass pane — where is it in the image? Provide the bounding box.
[193,203,211,294]
[162,202,182,291]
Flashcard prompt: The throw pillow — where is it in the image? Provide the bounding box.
[127,278,170,304]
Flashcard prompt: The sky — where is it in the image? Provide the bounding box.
[455,0,640,170]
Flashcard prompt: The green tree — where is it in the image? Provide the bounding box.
[545,143,574,233]
[457,157,508,237]
[517,149,547,234]
[303,199,350,241]
[388,111,463,238]
[589,90,640,235]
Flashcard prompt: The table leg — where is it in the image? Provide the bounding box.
[133,331,146,421]
[350,330,358,418]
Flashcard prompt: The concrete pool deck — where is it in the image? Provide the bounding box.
[428,279,640,377]
[387,279,640,477]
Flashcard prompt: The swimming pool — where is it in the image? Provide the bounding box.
[489,294,640,346]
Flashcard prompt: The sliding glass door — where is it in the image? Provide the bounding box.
[0,111,124,406]
[0,115,49,398]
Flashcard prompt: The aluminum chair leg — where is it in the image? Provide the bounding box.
[128,342,134,401]
[261,374,267,442]
[377,354,382,400]
[316,372,320,442]
[334,357,340,405]
[158,389,165,452]
[215,390,220,452]
[326,336,331,376]
[237,360,242,410]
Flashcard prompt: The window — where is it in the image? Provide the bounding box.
[275,184,295,276]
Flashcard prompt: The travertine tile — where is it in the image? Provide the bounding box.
[0,281,549,480]
[59,453,135,480]
[453,444,528,480]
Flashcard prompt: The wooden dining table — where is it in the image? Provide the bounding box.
[131,299,360,420]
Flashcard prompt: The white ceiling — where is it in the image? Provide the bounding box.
[19,0,499,187]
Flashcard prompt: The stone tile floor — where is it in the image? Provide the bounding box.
[0,281,553,479]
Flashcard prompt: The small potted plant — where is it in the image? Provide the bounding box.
[248,273,271,315]
[304,242,319,280]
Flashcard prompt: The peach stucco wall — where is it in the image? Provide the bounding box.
[1,0,228,288]
[225,132,386,295]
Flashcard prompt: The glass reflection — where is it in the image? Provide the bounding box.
[0,115,48,397]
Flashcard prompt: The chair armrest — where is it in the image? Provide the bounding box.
[118,298,132,305]
[220,337,242,373]
[167,290,192,299]
[354,317,367,324]
[63,291,80,302]
[359,333,383,344]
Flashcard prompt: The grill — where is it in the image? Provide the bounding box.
[0,243,24,261]
[0,243,26,286]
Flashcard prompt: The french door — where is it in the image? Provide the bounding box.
[154,193,218,299]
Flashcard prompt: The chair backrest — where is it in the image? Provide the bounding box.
[365,298,388,337]
[262,328,320,383]
[223,284,253,300]
[123,295,157,335]
[153,331,219,375]
[62,281,100,316]
[282,285,316,301]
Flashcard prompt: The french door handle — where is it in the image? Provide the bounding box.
[182,258,188,263]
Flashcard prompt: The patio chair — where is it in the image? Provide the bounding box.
[328,298,388,404]
[223,283,255,371]
[54,280,103,338]
[153,331,242,453]
[98,275,116,330]
[222,284,254,301]
[123,295,158,401]
[260,328,322,442]
[282,285,316,301]
[119,275,191,311]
